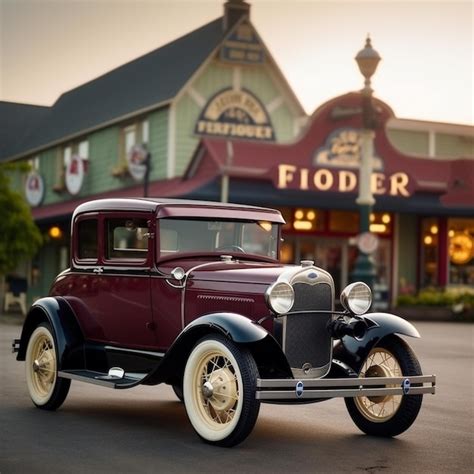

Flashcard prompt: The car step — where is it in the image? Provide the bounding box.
[58,369,146,389]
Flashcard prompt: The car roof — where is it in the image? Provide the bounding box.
[72,198,285,223]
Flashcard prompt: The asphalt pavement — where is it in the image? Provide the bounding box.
[0,319,472,473]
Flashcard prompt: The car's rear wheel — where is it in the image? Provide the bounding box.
[183,334,260,447]
[25,322,70,410]
[345,335,423,437]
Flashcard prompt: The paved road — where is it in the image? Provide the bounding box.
[0,320,472,473]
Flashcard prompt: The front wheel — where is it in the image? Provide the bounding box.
[183,334,260,447]
[25,322,70,410]
[345,335,423,437]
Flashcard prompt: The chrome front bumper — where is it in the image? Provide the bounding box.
[256,375,436,400]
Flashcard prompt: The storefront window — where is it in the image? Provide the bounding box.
[448,218,474,286]
[420,217,439,286]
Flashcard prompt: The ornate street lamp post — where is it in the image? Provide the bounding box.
[351,36,381,291]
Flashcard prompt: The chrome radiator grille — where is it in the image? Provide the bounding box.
[283,280,333,378]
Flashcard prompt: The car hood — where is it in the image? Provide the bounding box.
[159,259,293,285]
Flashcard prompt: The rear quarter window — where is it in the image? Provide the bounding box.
[77,219,98,260]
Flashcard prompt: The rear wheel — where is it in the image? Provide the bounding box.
[25,323,70,410]
[345,335,423,437]
[183,334,260,447]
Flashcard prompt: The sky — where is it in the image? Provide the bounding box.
[0,0,472,125]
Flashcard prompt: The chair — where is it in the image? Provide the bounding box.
[4,277,27,315]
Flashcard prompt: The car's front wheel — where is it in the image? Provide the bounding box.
[183,334,260,447]
[25,322,70,410]
[345,335,423,437]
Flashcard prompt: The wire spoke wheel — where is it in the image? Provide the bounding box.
[195,353,239,427]
[345,335,423,437]
[183,335,260,447]
[25,323,70,410]
[355,347,402,422]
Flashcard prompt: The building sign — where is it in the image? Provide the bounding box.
[220,21,264,64]
[357,232,380,254]
[127,144,149,182]
[65,155,85,195]
[314,128,383,170]
[273,164,411,197]
[25,171,45,207]
[195,88,275,141]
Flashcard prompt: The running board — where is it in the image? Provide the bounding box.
[58,370,146,389]
[256,375,436,400]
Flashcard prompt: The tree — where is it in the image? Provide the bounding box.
[0,163,42,275]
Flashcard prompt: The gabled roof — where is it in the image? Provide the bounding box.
[0,101,50,161]
[2,18,225,161]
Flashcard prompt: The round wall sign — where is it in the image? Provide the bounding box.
[127,144,149,182]
[357,232,379,254]
[65,154,85,195]
[25,171,45,207]
[449,233,473,265]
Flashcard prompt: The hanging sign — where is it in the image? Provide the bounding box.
[195,88,275,141]
[127,144,149,182]
[65,154,85,195]
[25,171,45,207]
[357,232,380,254]
[220,21,264,64]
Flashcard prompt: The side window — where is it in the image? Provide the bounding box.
[106,218,149,260]
[77,219,98,260]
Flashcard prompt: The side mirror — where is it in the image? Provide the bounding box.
[171,267,185,281]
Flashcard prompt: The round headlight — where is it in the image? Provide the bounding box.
[265,282,294,315]
[340,282,372,315]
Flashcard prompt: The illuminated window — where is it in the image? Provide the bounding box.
[448,218,474,285]
[420,218,439,287]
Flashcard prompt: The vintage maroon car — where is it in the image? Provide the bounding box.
[13,198,435,446]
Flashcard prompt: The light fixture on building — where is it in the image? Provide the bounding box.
[430,225,438,235]
[382,213,391,224]
[370,223,387,233]
[293,209,316,231]
[370,213,375,222]
[424,235,433,245]
[448,229,455,238]
[49,226,62,239]
[294,221,313,231]
[295,209,304,220]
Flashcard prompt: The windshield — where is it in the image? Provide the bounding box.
[159,218,279,259]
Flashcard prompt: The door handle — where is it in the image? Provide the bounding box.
[93,267,104,274]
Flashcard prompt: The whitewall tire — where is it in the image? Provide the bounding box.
[183,334,260,447]
[25,323,70,410]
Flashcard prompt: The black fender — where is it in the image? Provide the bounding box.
[141,312,292,386]
[333,312,420,374]
[16,297,84,370]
